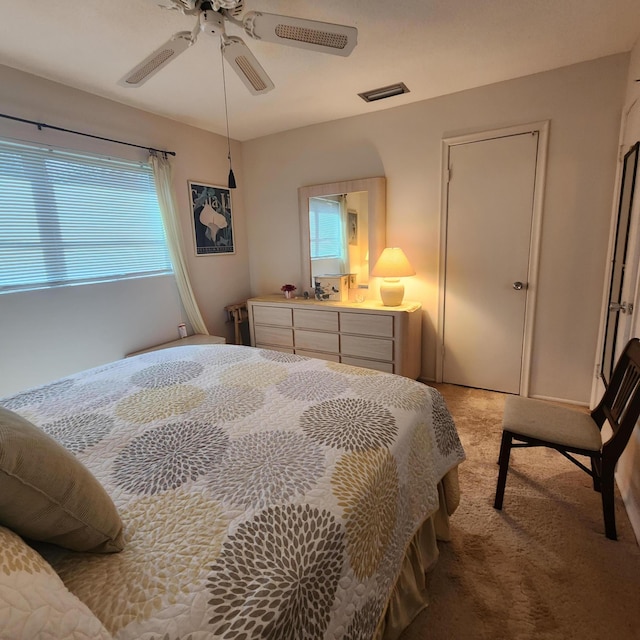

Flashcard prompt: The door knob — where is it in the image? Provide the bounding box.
[513,281,524,290]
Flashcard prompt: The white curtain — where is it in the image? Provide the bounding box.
[149,153,209,335]
[340,195,350,274]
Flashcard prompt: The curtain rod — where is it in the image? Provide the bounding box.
[0,112,176,157]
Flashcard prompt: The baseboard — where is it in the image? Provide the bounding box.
[526,393,589,407]
[420,383,589,407]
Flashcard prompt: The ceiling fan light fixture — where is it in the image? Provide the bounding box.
[358,82,410,103]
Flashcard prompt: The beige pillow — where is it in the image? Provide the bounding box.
[0,525,114,639]
[0,406,124,553]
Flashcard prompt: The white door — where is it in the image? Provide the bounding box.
[442,132,539,393]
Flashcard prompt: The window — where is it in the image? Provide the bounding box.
[309,196,344,259]
[0,138,172,294]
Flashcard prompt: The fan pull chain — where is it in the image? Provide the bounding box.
[220,42,236,189]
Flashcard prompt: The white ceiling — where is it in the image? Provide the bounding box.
[1,0,639,141]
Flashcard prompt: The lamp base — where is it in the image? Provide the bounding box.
[379,278,404,306]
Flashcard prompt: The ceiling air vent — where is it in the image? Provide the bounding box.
[358,82,410,103]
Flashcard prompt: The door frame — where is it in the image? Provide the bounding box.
[436,121,549,396]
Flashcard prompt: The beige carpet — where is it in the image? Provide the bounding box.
[401,384,640,640]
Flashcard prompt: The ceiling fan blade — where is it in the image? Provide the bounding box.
[153,0,198,11]
[222,36,274,95]
[242,12,357,57]
[119,31,194,87]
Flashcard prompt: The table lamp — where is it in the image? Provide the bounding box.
[370,247,416,306]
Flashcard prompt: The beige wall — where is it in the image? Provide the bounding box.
[0,65,251,396]
[243,54,628,403]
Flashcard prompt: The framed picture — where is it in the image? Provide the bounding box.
[348,209,358,246]
[189,181,235,255]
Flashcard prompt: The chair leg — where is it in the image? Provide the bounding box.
[591,456,601,492]
[601,461,617,541]
[494,430,513,510]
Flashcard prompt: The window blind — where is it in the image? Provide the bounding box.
[309,196,343,259]
[0,138,172,294]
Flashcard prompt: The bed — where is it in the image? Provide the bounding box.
[0,344,464,639]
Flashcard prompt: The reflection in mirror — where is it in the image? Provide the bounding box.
[299,177,386,292]
[308,191,368,284]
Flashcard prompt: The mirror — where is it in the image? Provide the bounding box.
[299,177,386,292]
[601,141,639,384]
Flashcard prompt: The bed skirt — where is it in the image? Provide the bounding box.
[376,468,460,640]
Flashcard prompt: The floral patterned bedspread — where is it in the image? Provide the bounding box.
[2,344,465,640]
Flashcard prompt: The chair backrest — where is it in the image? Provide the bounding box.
[592,337,640,460]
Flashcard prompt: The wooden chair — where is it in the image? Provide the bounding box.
[224,302,248,345]
[494,337,640,540]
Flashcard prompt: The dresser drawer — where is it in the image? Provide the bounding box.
[295,349,341,363]
[254,325,293,347]
[340,312,394,337]
[257,345,294,354]
[295,329,339,354]
[341,335,393,361]
[253,305,293,327]
[293,309,339,331]
[341,356,394,373]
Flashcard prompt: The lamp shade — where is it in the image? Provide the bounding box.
[371,248,416,278]
[371,247,415,306]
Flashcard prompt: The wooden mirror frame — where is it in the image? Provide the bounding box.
[298,176,386,291]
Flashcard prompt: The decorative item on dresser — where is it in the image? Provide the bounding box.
[280,283,297,299]
[247,295,422,378]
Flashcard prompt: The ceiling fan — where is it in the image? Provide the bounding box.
[120,0,358,95]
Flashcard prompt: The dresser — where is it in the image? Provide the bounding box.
[247,296,422,378]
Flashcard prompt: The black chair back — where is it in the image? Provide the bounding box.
[592,338,640,462]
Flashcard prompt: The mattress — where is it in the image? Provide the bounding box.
[2,344,465,639]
